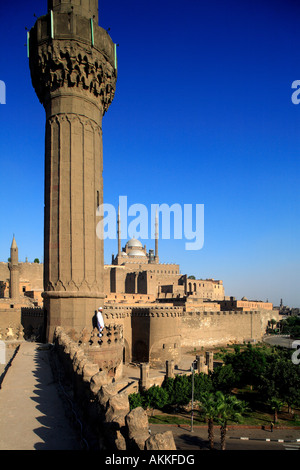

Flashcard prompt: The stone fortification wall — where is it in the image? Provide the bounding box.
[0,306,45,341]
[21,307,46,341]
[102,305,184,366]
[0,263,9,281]
[180,310,263,348]
[0,309,23,340]
[19,263,43,290]
[101,304,273,364]
[53,327,176,451]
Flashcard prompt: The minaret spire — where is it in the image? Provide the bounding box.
[118,205,121,257]
[155,209,159,263]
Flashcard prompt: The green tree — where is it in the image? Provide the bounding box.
[211,364,237,393]
[215,392,248,451]
[34,258,40,263]
[162,375,191,406]
[224,343,267,389]
[267,397,284,424]
[198,391,219,450]
[259,357,300,413]
[128,392,145,410]
[144,385,169,410]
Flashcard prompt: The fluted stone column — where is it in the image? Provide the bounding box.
[29,0,117,341]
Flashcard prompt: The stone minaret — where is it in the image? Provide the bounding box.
[9,236,19,300]
[29,0,117,341]
[155,210,159,263]
[117,205,121,257]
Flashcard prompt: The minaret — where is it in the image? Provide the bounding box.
[9,236,19,300]
[155,210,159,263]
[29,0,117,341]
[117,205,121,257]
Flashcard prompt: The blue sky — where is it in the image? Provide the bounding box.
[0,0,299,307]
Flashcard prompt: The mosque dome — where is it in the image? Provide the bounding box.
[128,250,146,257]
[126,238,143,248]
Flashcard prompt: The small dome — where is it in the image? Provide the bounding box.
[120,251,127,256]
[128,250,146,257]
[126,238,143,248]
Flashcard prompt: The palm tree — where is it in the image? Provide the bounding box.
[268,397,284,424]
[199,392,219,450]
[215,392,248,451]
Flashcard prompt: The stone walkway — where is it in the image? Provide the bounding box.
[0,341,81,450]
[1,341,299,451]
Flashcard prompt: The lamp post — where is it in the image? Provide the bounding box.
[191,361,195,432]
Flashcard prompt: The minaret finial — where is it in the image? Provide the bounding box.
[155,209,159,262]
[118,205,121,256]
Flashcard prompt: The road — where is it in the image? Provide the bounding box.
[264,335,296,349]
[150,424,300,451]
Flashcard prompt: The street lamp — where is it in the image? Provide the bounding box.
[190,360,196,432]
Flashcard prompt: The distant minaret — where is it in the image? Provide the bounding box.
[118,205,121,257]
[155,210,159,263]
[9,236,19,300]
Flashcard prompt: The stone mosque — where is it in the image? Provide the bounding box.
[0,0,278,375]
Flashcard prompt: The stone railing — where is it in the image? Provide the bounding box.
[53,327,176,451]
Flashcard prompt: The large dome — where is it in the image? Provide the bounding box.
[128,250,146,257]
[126,238,143,248]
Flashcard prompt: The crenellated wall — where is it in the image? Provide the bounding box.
[100,305,275,365]
[180,310,263,348]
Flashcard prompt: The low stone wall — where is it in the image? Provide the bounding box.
[53,327,176,451]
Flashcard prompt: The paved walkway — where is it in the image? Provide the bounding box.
[0,342,80,450]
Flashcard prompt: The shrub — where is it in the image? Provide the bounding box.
[128,392,145,410]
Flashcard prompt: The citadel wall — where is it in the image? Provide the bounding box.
[101,304,278,367]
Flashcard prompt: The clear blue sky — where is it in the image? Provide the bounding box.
[0,0,299,307]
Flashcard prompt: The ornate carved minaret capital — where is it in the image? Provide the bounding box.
[29,1,117,341]
[29,2,117,115]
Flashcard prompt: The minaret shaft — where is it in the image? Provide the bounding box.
[155,210,159,263]
[117,206,121,256]
[9,237,19,300]
[29,2,117,340]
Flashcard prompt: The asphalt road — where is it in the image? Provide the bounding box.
[150,424,300,451]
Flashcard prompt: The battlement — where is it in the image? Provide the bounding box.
[184,309,261,317]
[54,325,124,376]
[103,304,184,319]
